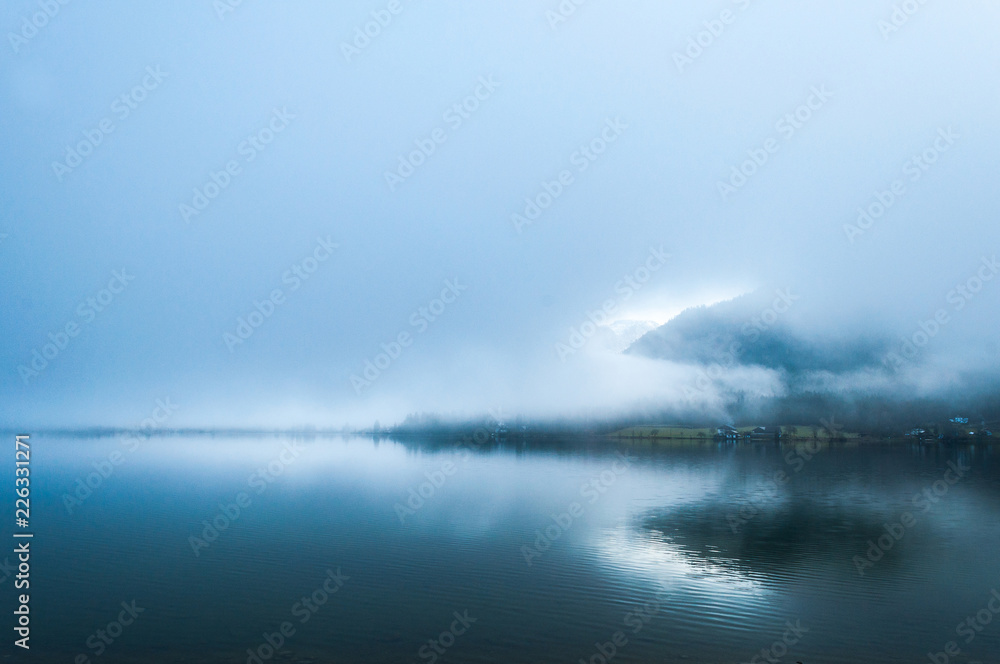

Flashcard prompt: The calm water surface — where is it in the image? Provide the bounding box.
[12,433,1000,663]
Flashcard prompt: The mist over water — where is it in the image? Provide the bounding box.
[4,4,1000,662]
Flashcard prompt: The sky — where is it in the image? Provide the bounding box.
[2,0,999,429]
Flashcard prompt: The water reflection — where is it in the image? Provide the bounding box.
[16,433,1000,663]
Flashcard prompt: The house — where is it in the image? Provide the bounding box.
[750,426,781,442]
[715,425,740,441]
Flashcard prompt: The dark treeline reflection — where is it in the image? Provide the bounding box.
[17,434,1000,663]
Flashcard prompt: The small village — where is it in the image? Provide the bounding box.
[608,417,996,444]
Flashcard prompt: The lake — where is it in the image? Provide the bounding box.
[13,433,1000,663]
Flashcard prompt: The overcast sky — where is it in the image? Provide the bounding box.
[2,0,999,428]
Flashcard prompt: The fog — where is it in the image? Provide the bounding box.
[2,0,999,429]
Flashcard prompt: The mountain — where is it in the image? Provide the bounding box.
[625,294,889,374]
